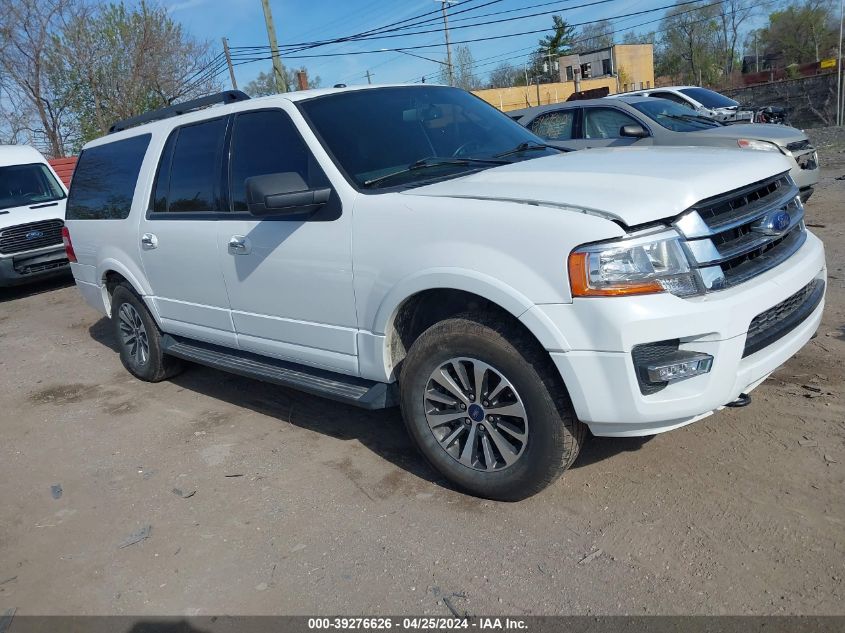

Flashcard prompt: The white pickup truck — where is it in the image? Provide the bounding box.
[0,145,69,287]
[64,86,826,500]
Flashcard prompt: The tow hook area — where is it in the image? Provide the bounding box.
[726,393,752,408]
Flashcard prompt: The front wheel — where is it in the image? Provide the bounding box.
[399,313,586,501]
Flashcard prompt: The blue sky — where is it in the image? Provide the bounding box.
[160,0,761,89]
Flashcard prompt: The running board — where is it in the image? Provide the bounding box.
[161,335,396,409]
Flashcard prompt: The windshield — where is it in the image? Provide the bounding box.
[678,87,738,109]
[298,86,556,189]
[629,100,722,132]
[0,163,66,211]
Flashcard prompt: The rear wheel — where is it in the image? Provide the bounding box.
[399,313,586,501]
[111,283,182,382]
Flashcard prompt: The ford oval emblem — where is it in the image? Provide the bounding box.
[26,230,44,240]
[752,210,791,236]
[771,211,791,232]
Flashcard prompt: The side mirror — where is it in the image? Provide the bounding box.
[245,172,332,217]
[620,124,648,138]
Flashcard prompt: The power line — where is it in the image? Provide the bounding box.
[227,0,710,62]
[410,0,764,84]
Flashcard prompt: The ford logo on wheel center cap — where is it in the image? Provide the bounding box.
[752,210,791,236]
[468,403,485,422]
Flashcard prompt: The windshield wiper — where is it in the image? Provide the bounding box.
[494,142,568,159]
[362,157,507,188]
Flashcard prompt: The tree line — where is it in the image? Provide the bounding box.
[482,0,842,89]
[0,0,321,157]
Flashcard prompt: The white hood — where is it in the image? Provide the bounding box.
[402,146,793,227]
[0,199,66,230]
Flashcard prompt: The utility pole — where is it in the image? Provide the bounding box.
[837,0,843,126]
[440,1,455,86]
[754,31,759,73]
[260,0,288,93]
[222,37,238,90]
[365,70,373,84]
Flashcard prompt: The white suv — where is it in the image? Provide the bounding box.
[64,86,826,500]
[0,145,70,287]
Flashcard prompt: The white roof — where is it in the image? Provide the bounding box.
[0,144,49,168]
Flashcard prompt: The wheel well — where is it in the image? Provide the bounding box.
[387,289,544,375]
[103,271,128,300]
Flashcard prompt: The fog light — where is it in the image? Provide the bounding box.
[645,352,713,383]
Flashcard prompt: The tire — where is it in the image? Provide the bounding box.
[111,282,182,382]
[399,312,586,501]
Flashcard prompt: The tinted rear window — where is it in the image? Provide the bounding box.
[66,134,151,220]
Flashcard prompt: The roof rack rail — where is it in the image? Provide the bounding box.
[108,90,251,134]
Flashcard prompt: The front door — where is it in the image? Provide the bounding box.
[579,106,651,149]
[138,116,236,348]
[216,108,358,375]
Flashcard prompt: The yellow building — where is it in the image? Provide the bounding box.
[473,43,654,112]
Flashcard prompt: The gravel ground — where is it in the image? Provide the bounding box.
[0,169,843,618]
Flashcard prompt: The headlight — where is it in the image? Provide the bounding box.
[737,138,781,152]
[568,230,701,297]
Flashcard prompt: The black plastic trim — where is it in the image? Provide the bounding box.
[161,335,397,409]
[742,279,824,358]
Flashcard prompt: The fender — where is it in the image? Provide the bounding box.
[96,254,158,320]
[362,268,573,382]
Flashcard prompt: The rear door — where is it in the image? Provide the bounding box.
[138,116,236,347]
[216,108,358,375]
[525,108,582,150]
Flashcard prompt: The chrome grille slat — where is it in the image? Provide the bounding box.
[0,219,64,255]
[674,173,805,292]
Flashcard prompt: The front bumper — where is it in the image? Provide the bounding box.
[0,246,70,287]
[526,231,826,437]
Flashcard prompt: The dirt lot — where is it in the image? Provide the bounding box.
[1,139,843,617]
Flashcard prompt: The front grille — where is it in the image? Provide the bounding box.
[743,279,824,357]
[0,219,64,255]
[674,174,805,292]
[786,140,812,153]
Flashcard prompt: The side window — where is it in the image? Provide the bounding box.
[528,110,575,141]
[229,110,311,212]
[583,108,640,139]
[66,134,151,220]
[153,117,227,213]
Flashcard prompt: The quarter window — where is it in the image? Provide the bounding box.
[528,110,575,141]
[229,110,311,212]
[67,134,150,220]
[583,108,640,139]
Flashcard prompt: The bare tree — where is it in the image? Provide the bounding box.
[576,19,614,52]
[717,0,754,76]
[440,45,479,90]
[488,62,519,88]
[0,0,80,156]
